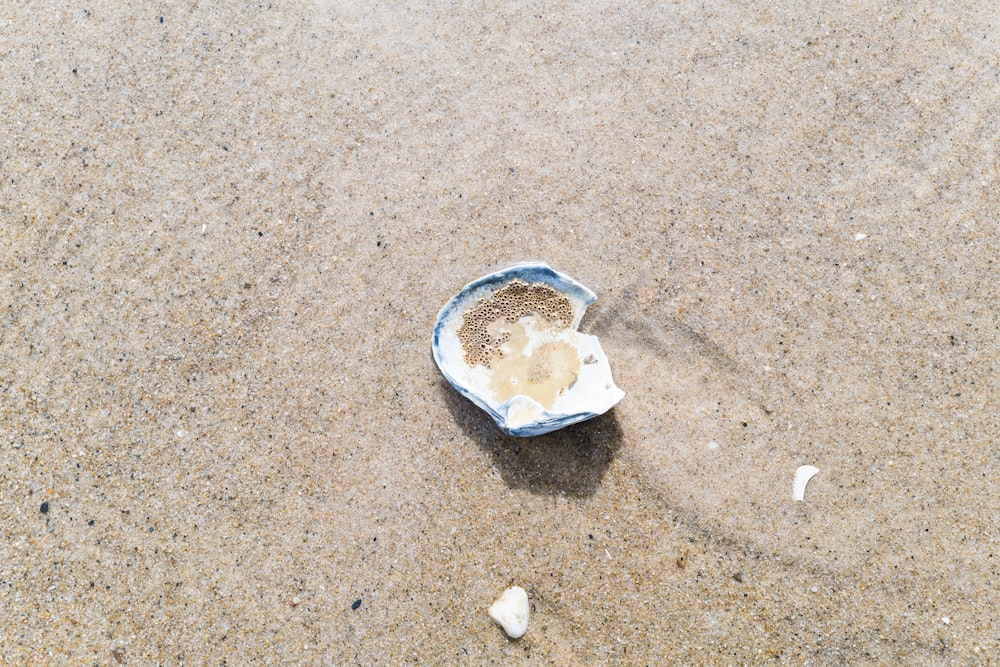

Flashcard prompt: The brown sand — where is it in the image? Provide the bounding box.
[2,1,997,664]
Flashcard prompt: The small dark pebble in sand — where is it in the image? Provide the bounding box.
[351,599,362,610]
[733,572,744,583]
[40,502,49,514]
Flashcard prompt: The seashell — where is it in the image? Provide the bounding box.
[488,585,530,638]
[433,263,624,437]
[793,465,819,501]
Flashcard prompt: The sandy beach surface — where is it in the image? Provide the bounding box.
[2,1,997,664]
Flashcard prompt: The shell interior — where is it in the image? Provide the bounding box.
[433,263,624,436]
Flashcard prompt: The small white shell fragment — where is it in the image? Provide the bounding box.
[488,586,529,639]
[854,233,867,241]
[432,263,624,436]
[793,465,820,501]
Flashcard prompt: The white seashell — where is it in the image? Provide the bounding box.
[433,263,625,437]
[488,586,530,639]
[793,465,820,501]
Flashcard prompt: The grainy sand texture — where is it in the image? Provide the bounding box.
[2,1,998,664]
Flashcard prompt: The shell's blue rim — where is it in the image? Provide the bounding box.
[449,263,595,302]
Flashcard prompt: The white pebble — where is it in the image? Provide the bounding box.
[793,465,820,501]
[488,586,529,639]
[854,233,868,241]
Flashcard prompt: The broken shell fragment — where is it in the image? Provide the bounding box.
[433,263,625,437]
[793,465,820,501]
[488,586,530,639]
